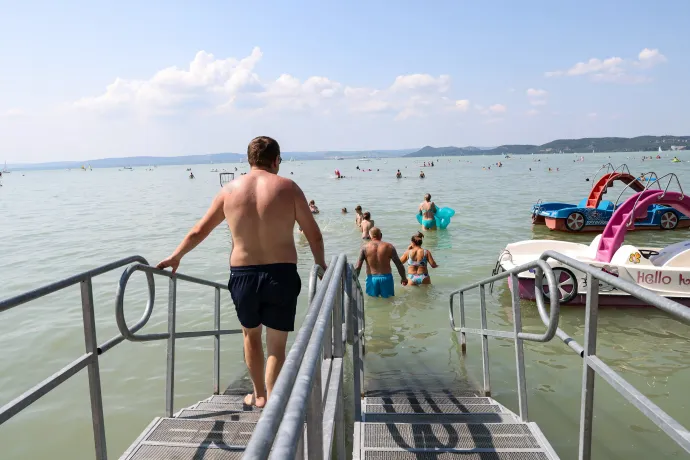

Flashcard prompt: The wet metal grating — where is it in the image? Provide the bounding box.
[175,409,262,422]
[128,445,245,459]
[194,402,260,412]
[367,397,491,405]
[364,423,538,449]
[363,452,549,460]
[366,404,502,414]
[145,419,256,446]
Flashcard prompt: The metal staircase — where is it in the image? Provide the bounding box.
[354,391,558,459]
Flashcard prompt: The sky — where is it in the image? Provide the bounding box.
[1,0,689,163]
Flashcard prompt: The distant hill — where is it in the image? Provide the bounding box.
[11,149,418,171]
[405,135,690,157]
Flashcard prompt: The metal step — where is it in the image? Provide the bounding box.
[175,409,263,422]
[120,418,257,460]
[364,413,519,424]
[362,452,550,459]
[365,403,503,414]
[362,422,540,450]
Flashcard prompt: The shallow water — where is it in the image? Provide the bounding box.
[1,153,689,459]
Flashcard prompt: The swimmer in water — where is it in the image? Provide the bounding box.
[355,205,363,227]
[189,172,195,179]
[396,170,402,179]
[309,200,320,214]
[361,212,374,239]
[400,233,438,285]
[418,193,438,230]
[342,207,347,213]
[419,171,425,179]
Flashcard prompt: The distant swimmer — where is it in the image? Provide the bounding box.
[342,207,348,213]
[309,200,320,214]
[396,170,402,179]
[189,172,195,179]
[400,233,438,285]
[418,193,438,230]
[355,227,408,298]
[157,135,326,409]
[419,171,425,179]
[361,212,374,239]
[355,205,363,227]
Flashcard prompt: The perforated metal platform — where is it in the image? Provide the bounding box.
[120,393,263,460]
[354,392,559,460]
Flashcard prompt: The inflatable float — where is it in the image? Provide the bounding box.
[416,207,456,229]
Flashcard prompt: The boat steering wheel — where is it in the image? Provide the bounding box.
[639,249,659,259]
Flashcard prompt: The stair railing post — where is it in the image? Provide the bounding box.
[334,270,346,459]
[80,277,108,460]
[479,284,491,396]
[306,350,324,460]
[344,265,354,345]
[578,273,599,460]
[459,292,467,355]
[213,286,221,395]
[510,273,529,421]
[165,277,177,417]
[352,272,363,422]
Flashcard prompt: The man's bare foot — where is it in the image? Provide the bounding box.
[244,393,266,408]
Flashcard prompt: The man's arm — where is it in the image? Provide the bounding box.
[391,247,407,283]
[157,191,226,273]
[294,182,327,270]
[355,246,366,277]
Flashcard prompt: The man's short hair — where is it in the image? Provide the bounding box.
[355,205,362,211]
[363,211,371,220]
[424,193,431,201]
[247,136,280,168]
[369,227,382,239]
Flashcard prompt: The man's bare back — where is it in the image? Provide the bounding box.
[359,240,397,275]
[223,171,323,267]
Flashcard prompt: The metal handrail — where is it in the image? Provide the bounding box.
[613,171,662,208]
[0,256,239,460]
[587,163,616,183]
[244,254,361,460]
[450,249,690,459]
[625,173,686,227]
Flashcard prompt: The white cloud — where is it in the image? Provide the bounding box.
[526,88,547,97]
[74,48,463,122]
[526,109,539,116]
[390,74,451,93]
[638,48,667,67]
[530,99,547,106]
[488,104,507,114]
[588,112,598,118]
[0,108,27,118]
[455,99,470,111]
[484,117,503,124]
[545,48,666,83]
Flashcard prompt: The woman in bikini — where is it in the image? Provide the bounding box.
[400,233,438,285]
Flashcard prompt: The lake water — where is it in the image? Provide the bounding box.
[1,153,689,459]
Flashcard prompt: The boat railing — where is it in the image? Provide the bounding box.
[587,162,616,183]
[450,250,690,459]
[613,171,662,208]
[626,172,686,227]
[0,256,244,460]
[243,254,364,460]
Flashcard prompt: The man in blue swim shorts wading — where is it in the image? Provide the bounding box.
[355,227,408,297]
[157,136,326,409]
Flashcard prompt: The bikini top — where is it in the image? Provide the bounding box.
[408,249,428,267]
